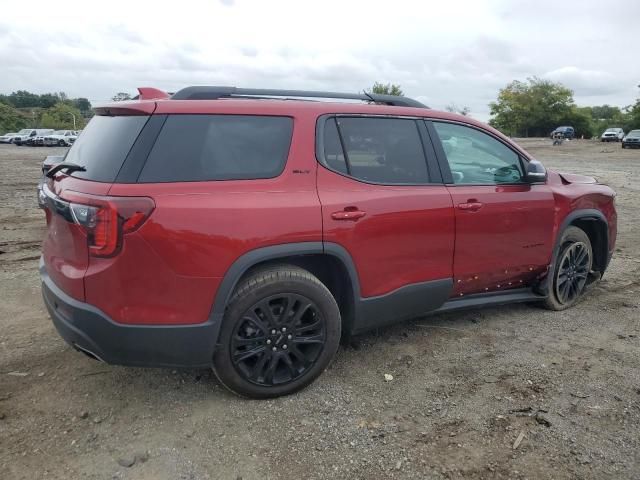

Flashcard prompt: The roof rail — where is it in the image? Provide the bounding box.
[170,86,428,108]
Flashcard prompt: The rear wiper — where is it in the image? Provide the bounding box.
[45,162,86,178]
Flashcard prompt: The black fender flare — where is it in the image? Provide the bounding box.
[537,209,609,295]
[207,242,362,346]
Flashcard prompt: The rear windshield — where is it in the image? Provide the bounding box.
[67,115,149,182]
[138,115,293,183]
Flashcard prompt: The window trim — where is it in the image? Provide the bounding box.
[425,119,536,187]
[315,113,443,186]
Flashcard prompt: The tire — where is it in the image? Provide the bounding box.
[58,140,65,147]
[213,265,341,398]
[544,226,593,311]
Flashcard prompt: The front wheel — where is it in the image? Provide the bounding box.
[544,226,593,311]
[213,265,341,398]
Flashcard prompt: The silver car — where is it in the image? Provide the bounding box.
[601,127,625,142]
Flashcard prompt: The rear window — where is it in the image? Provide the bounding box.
[67,115,149,182]
[138,115,293,183]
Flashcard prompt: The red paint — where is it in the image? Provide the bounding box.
[41,96,617,326]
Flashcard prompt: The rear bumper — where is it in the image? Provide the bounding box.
[41,259,217,368]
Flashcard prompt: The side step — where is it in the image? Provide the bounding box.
[435,288,545,314]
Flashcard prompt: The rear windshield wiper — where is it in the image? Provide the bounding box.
[45,162,87,178]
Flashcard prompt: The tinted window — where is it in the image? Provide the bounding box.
[323,117,429,184]
[322,118,348,175]
[433,122,523,185]
[67,115,149,182]
[139,115,293,182]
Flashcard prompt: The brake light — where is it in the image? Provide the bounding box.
[63,192,154,257]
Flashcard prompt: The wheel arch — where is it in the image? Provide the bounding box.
[537,209,609,297]
[208,242,361,345]
[560,209,609,275]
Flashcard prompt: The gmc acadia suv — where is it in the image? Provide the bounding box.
[39,86,617,398]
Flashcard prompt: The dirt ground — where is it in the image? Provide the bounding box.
[0,139,639,480]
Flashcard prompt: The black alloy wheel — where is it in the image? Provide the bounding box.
[231,293,326,386]
[554,241,590,305]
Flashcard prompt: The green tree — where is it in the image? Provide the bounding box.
[561,106,594,138]
[369,82,404,96]
[72,97,92,113]
[111,92,133,102]
[0,102,29,132]
[5,90,41,108]
[489,77,575,137]
[624,86,640,131]
[40,103,85,130]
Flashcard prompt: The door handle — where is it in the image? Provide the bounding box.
[457,202,484,212]
[331,208,366,221]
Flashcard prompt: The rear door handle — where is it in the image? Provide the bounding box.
[331,208,367,221]
[457,202,484,212]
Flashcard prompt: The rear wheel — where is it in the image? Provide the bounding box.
[544,226,593,311]
[213,265,341,398]
[58,140,66,147]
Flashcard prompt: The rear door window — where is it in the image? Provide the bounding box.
[138,115,293,183]
[320,116,430,184]
[67,115,149,182]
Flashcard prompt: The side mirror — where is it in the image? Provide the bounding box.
[525,160,547,183]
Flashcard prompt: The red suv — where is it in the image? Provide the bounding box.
[39,86,617,398]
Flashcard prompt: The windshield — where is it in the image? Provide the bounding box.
[628,130,640,137]
[605,128,620,132]
[17,129,32,134]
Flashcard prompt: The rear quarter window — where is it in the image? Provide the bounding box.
[67,115,149,182]
[138,115,293,182]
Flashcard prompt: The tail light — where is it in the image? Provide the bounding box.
[62,191,154,257]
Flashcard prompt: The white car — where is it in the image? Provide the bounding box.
[601,127,625,142]
[0,132,18,143]
[43,130,78,147]
[14,129,54,146]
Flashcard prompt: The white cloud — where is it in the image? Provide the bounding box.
[0,0,637,121]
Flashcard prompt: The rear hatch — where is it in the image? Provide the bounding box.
[41,110,153,301]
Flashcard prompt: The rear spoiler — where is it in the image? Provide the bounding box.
[94,88,167,116]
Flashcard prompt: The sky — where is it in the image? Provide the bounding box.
[1,0,637,121]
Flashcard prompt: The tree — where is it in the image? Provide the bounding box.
[40,103,85,130]
[489,77,575,137]
[111,92,133,102]
[369,82,404,96]
[72,97,92,113]
[445,103,471,116]
[0,102,29,132]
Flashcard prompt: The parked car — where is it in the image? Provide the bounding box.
[622,130,640,149]
[601,127,625,142]
[0,132,18,143]
[13,129,38,145]
[550,126,575,139]
[31,130,55,147]
[39,86,617,398]
[67,130,81,145]
[14,129,53,146]
[44,130,78,147]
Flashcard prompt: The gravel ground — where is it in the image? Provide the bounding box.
[0,139,639,479]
